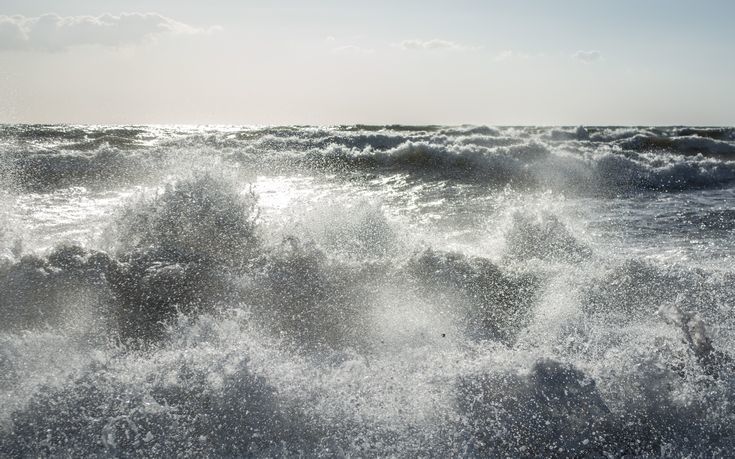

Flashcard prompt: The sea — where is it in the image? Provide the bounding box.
[1,124,734,457]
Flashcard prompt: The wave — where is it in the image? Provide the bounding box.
[242,237,380,350]
[109,173,260,264]
[457,355,734,456]
[0,340,300,457]
[300,141,735,192]
[4,149,154,192]
[582,258,735,321]
[0,172,543,349]
[4,169,730,346]
[1,173,260,341]
[0,245,112,332]
[618,134,735,158]
[680,209,735,230]
[3,125,735,194]
[672,127,735,141]
[504,212,592,262]
[300,141,549,181]
[438,125,502,137]
[548,126,591,141]
[104,173,261,343]
[10,140,733,194]
[403,248,539,343]
[275,200,399,262]
[3,124,735,456]
[58,134,145,152]
[2,164,735,456]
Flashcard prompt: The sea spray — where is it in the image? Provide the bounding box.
[1,125,734,457]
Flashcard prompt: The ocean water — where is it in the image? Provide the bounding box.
[1,124,734,457]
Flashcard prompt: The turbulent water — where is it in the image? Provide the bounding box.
[1,124,735,457]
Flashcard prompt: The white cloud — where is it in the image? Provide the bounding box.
[573,50,602,62]
[398,39,469,51]
[0,13,215,52]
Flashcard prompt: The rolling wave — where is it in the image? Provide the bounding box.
[2,125,734,193]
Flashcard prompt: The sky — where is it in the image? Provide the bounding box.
[0,0,733,125]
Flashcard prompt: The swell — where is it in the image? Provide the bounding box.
[3,125,735,194]
[299,141,735,192]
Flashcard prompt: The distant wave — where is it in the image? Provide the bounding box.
[617,134,735,158]
[3,125,734,193]
[300,140,735,192]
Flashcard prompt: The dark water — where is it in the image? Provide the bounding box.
[1,125,735,457]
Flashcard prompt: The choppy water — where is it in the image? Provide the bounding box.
[1,124,735,457]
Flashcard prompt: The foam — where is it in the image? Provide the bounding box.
[3,125,735,456]
[4,125,735,194]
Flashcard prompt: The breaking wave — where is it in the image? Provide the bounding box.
[2,125,735,457]
[3,125,735,193]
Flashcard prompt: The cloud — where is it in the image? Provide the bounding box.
[573,50,602,62]
[0,13,215,52]
[397,39,469,51]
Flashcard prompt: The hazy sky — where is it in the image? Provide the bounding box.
[1,0,733,125]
